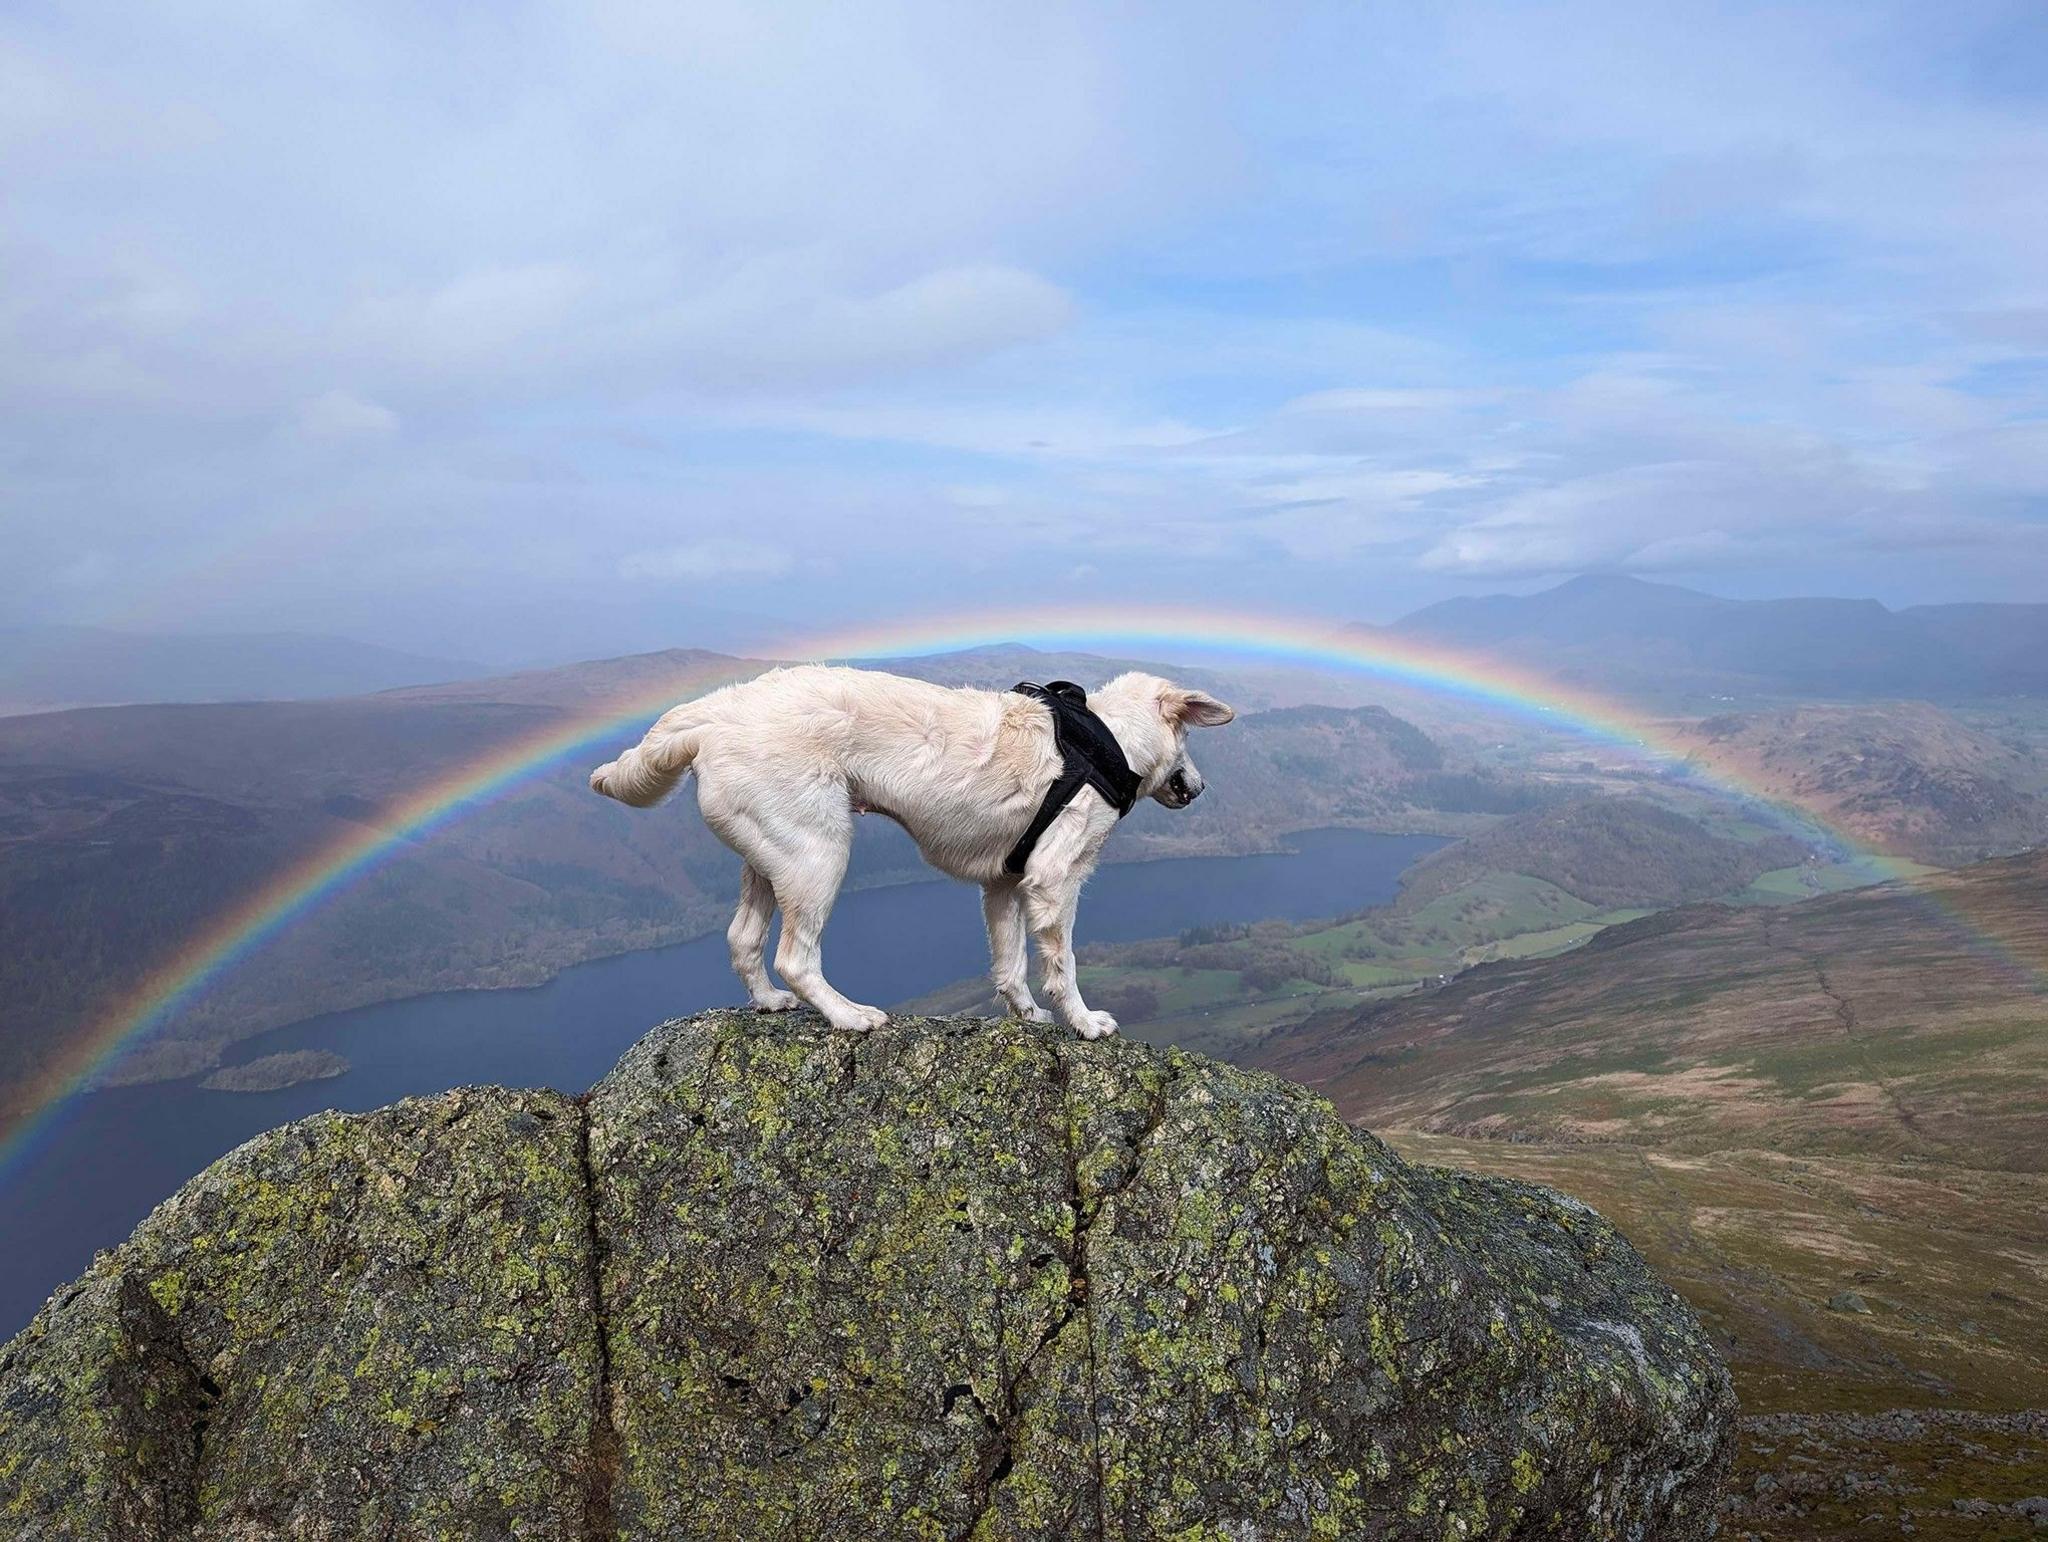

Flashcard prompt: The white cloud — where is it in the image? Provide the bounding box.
[295,389,398,441]
[739,265,1074,382]
[618,540,793,582]
[342,265,589,376]
[627,263,1076,391]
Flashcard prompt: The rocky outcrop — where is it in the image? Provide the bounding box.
[0,1011,1735,1539]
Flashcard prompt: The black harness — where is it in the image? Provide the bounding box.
[1003,680,1143,875]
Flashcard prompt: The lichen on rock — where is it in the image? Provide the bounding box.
[0,1010,1735,1539]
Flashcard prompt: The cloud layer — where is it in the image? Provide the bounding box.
[5,2,2047,658]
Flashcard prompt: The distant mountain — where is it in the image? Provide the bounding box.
[867,644,1242,696]
[1113,701,1559,859]
[1674,700,2048,864]
[0,625,488,711]
[382,646,749,710]
[1904,600,2048,683]
[1386,574,2048,699]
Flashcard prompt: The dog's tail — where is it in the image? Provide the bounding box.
[589,722,705,808]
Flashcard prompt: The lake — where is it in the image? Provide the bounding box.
[0,828,1443,1338]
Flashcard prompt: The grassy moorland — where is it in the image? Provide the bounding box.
[1248,853,2048,1540]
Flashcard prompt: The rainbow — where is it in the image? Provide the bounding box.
[0,604,2020,1174]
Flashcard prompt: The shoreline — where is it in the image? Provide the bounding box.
[93,824,1456,1097]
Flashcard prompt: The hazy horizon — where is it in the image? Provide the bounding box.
[12,567,2044,679]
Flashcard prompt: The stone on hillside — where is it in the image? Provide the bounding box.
[0,1011,1735,1539]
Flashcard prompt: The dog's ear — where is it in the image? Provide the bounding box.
[1161,686,1234,727]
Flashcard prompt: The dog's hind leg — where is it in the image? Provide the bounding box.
[729,863,798,1011]
[767,829,888,1033]
[982,881,1051,1023]
[702,783,886,1033]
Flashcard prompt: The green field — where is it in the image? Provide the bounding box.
[1740,856,1940,905]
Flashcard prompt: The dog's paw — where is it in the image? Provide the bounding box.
[1074,1010,1119,1041]
[750,989,801,1013]
[832,1003,890,1033]
[1005,1002,1053,1024]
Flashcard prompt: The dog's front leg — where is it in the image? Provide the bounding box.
[982,881,1051,1023]
[1022,864,1116,1042]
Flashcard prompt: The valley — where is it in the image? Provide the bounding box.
[7,606,2033,1130]
[13,13,2045,1529]
[907,793,1833,1060]
[0,826,1442,1341]
[0,642,1524,1122]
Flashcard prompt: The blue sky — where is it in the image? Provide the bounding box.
[5,2,2047,661]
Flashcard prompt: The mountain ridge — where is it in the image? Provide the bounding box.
[0,624,489,713]
[1382,575,2048,699]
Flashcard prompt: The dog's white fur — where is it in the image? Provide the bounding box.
[589,665,1233,1038]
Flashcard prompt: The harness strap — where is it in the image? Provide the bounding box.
[1003,681,1142,876]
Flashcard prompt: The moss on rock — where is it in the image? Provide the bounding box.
[1,1086,600,1539]
[0,1011,1735,1538]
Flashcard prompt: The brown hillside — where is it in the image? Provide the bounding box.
[1673,702,2048,865]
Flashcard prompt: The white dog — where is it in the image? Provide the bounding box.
[589,665,1233,1038]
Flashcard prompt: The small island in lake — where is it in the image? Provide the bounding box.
[198,1050,350,1093]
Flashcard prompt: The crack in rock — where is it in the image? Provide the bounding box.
[576,1095,621,1542]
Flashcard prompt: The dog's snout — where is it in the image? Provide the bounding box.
[1168,768,1202,803]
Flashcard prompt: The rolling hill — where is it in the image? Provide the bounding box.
[0,624,487,712]
[1673,701,2048,865]
[1252,852,2048,1163]
[907,794,1807,1060]
[1393,795,1810,913]
[0,649,762,1118]
[1247,854,2048,1537]
[1386,575,2048,701]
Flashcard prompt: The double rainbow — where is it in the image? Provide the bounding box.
[0,604,2021,1176]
